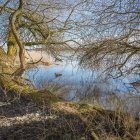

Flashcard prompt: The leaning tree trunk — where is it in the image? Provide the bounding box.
[0,29,19,74]
[11,0,26,76]
[7,30,18,58]
[7,29,19,66]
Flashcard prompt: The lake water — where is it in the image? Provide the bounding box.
[25,58,140,101]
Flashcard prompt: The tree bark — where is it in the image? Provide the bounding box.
[7,30,18,59]
[11,0,26,76]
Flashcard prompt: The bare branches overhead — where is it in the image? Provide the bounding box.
[0,0,139,77]
[80,0,140,77]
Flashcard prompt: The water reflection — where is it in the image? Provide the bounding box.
[25,60,140,101]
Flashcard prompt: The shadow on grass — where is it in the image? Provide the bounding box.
[0,90,139,140]
[0,111,91,140]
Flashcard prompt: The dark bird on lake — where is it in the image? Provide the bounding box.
[55,73,62,78]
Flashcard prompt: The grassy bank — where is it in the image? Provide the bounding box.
[0,74,139,140]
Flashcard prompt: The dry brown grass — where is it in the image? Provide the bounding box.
[0,74,139,140]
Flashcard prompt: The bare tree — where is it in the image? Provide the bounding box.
[1,0,139,80]
[80,0,140,80]
[0,0,92,75]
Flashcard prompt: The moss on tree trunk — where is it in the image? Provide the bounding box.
[7,30,18,58]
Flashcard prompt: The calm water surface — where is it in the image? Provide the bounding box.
[25,59,140,100]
